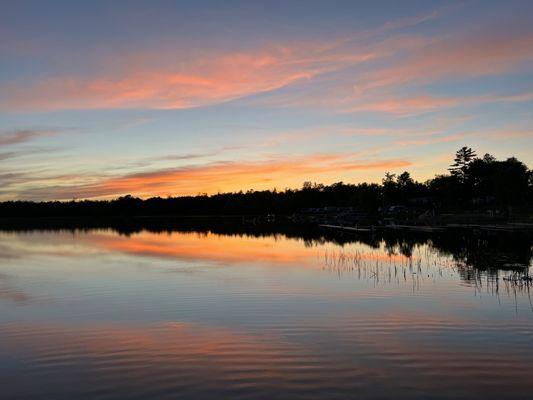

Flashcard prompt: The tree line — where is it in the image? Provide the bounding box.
[1,147,532,218]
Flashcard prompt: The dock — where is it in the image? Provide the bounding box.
[383,225,445,233]
[319,224,375,233]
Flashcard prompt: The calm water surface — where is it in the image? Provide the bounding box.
[0,228,532,399]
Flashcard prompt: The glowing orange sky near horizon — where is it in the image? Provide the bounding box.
[15,155,412,200]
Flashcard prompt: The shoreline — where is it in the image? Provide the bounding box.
[1,215,532,235]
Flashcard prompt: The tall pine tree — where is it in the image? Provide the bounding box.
[449,146,477,181]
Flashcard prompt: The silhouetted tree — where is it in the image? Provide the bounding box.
[397,171,413,187]
[482,153,496,163]
[381,172,397,205]
[449,146,477,181]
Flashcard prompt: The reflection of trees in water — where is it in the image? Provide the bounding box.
[429,233,532,271]
[321,244,531,308]
[320,229,531,302]
[454,260,531,301]
[356,231,532,294]
[429,232,532,298]
[356,231,530,267]
[1,218,531,291]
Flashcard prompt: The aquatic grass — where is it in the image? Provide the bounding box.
[321,242,532,306]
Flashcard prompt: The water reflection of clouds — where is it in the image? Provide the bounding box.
[87,231,319,266]
[2,317,533,400]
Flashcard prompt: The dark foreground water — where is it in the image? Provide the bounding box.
[0,225,532,399]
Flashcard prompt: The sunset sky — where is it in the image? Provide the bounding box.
[1,0,532,200]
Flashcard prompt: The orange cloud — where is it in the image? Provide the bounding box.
[11,153,411,200]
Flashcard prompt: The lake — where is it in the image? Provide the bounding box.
[1,225,532,399]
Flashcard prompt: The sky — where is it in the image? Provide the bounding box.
[1,0,532,201]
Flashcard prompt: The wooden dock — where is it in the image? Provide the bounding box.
[383,225,445,233]
[319,224,374,233]
[320,224,445,233]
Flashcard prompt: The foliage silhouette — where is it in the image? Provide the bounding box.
[0,148,531,218]
[449,146,477,181]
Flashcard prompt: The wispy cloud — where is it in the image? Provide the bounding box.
[358,27,533,92]
[343,91,533,116]
[254,25,533,115]
[151,151,222,162]
[8,153,411,200]
[1,42,375,112]
[0,151,18,161]
[395,132,469,147]
[0,172,28,189]
[346,95,459,115]
[0,129,59,147]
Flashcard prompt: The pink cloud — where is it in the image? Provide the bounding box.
[1,41,375,112]
[359,28,533,91]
